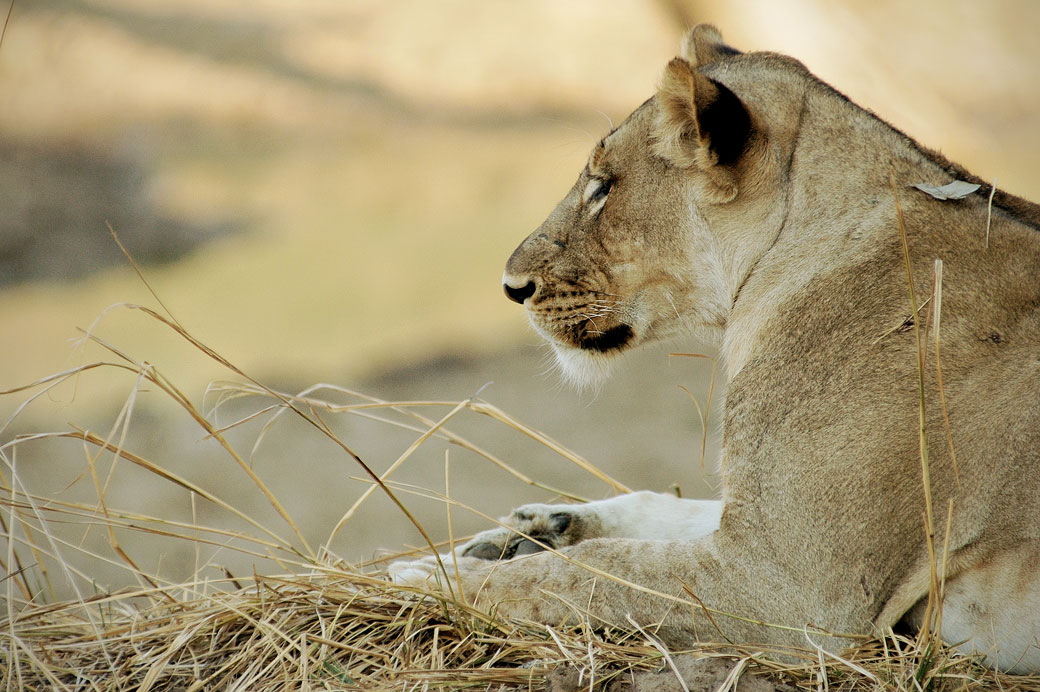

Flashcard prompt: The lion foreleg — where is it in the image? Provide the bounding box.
[388,491,721,582]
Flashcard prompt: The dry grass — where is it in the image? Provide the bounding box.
[3,305,1040,691]
[6,571,1035,692]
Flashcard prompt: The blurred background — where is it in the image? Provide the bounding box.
[2,0,1038,595]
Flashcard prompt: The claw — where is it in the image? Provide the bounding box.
[463,542,507,560]
[511,538,548,556]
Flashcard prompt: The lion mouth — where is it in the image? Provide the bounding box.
[529,314,636,354]
[532,317,636,387]
[576,323,634,352]
[523,296,639,355]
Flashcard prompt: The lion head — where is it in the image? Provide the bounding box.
[502,26,807,386]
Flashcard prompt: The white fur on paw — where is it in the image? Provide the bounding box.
[388,557,444,588]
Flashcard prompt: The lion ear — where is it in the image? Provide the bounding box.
[654,55,751,200]
[680,24,739,67]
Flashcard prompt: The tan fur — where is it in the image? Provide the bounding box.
[392,26,1040,672]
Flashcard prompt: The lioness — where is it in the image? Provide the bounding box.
[391,26,1040,673]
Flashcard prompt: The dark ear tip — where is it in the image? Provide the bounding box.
[684,24,741,66]
[691,24,724,44]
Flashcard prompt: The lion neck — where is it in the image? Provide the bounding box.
[719,84,947,378]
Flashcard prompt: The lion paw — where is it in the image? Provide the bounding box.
[460,502,594,561]
[388,502,594,587]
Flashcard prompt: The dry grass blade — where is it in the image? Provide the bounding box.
[985,179,997,248]
[931,258,959,485]
[107,222,185,330]
[671,350,718,472]
[467,400,631,494]
[57,429,297,552]
[326,398,471,549]
[68,326,314,557]
[209,381,588,500]
[891,169,944,650]
[100,303,450,584]
[626,613,691,692]
[0,0,14,53]
[0,362,115,435]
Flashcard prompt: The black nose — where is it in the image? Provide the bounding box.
[504,280,536,304]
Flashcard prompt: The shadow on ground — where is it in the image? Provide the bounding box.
[0,138,240,286]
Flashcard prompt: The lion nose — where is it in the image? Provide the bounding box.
[503,277,537,304]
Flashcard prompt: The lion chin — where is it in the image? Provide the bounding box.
[547,340,624,390]
[527,317,636,389]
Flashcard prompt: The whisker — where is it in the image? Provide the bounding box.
[665,294,682,320]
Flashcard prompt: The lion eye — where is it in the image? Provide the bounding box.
[589,178,612,203]
[584,178,613,212]
[581,176,614,216]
